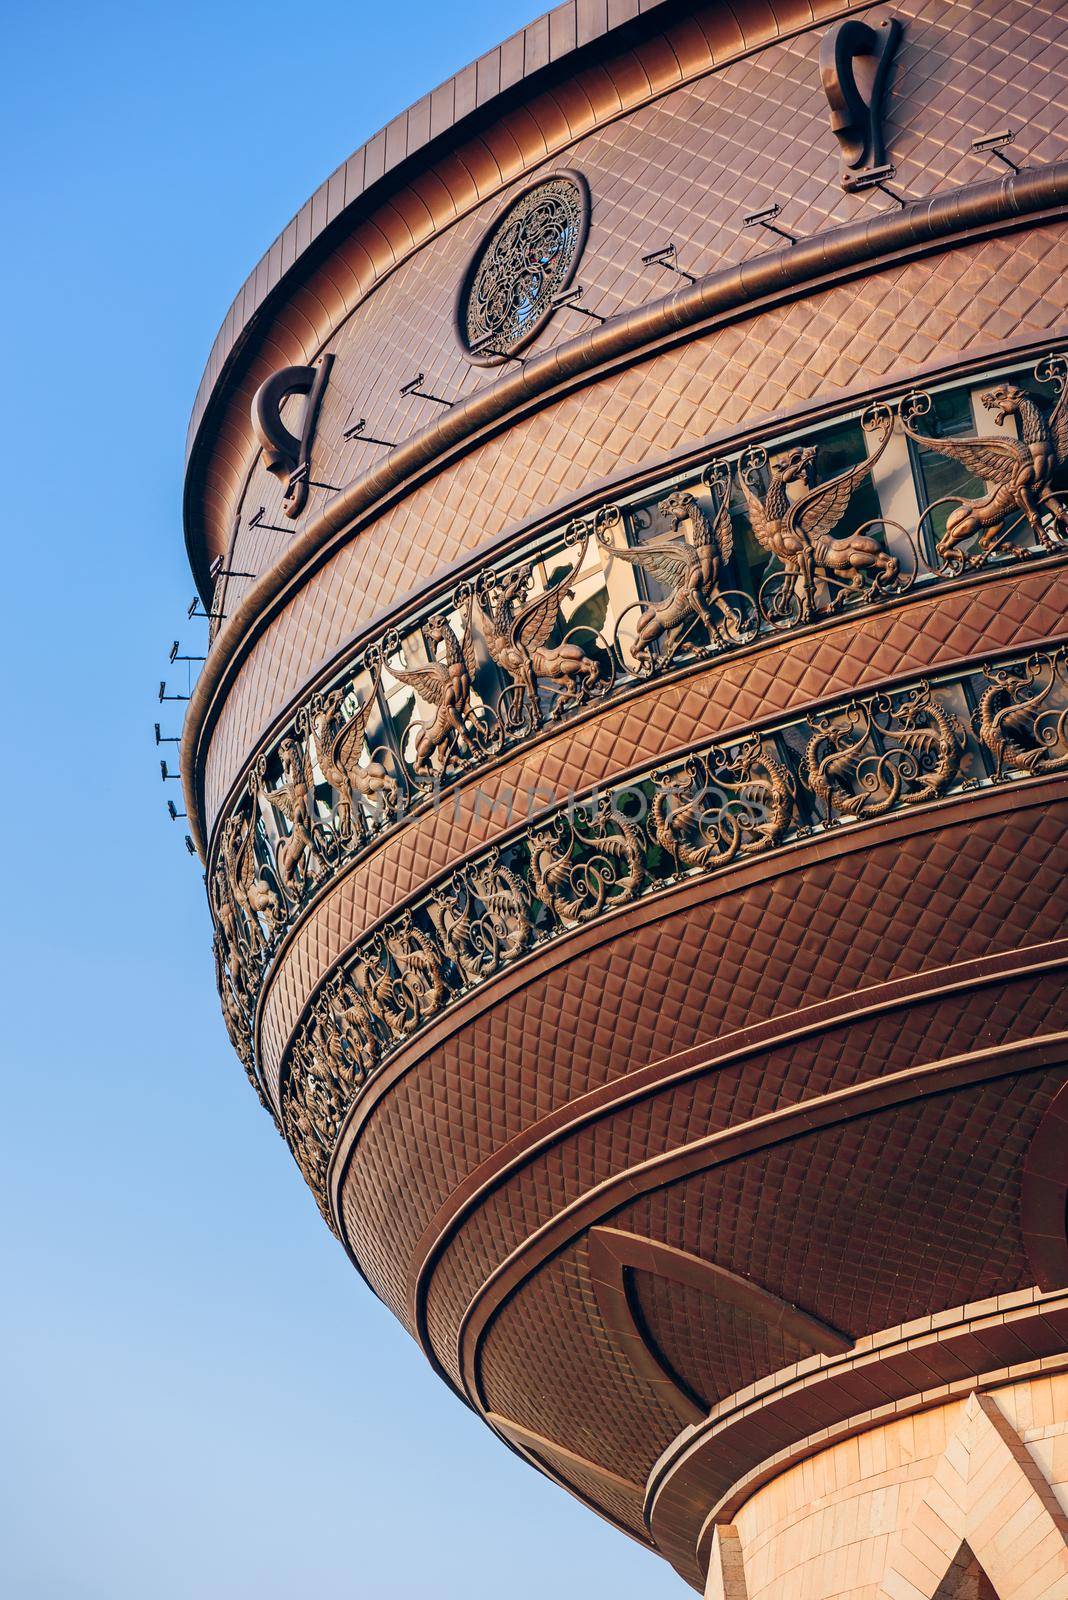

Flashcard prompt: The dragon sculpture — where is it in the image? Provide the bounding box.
[900,378,1068,566]
[384,592,480,779]
[740,409,898,622]
[596,482,736,670]
[212,797,281,986]
[651,737,797,872]
[383,912,448,1033]
[476,530,603,729]
[297,646,400,840]
[973,656,1068,779]
[804,683,967,823]
[428,849,532,984]
[529,797,645,925]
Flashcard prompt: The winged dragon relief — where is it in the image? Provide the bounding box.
[900,372,1068,567]
[296,645,400,842]
[595,479,740,671]
[803,681,968,824]
[740,405,899,623]
[383,588,481,780]
[475,524,604,729]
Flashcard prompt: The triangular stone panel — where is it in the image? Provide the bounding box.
[877,1391,1068,1600]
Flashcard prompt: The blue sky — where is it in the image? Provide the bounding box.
[0,4,681,1596]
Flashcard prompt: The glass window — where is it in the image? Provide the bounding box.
[908,388,986,556]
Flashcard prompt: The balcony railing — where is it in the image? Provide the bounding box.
[252,644,1068,1215]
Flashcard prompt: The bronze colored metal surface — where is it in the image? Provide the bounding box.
[175,2,1068,1592]
[185,0,1068,592]
[819,9,901,189]
[270,649,1065,1216]
[191,217,1068,840]
[207,370,1068,1052]
[186,0,883,581]
[255,552,1068,1116]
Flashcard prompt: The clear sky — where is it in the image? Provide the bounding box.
[0,4,682,1596]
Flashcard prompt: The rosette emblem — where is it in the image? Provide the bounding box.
[456,171,590,361]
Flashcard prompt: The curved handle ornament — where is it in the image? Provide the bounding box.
[250,354,334,519]
[819,11,902,189]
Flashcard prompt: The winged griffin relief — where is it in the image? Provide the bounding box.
[901,374,1068,566]
[476,525,603,730]
[296,646,400,841]
[740,405,899,623]
[211,796,281,985]
[258,736,320,899]
[595,478,739,670]
[383,588,481,780]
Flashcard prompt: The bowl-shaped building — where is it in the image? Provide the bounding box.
[179,3,1068,1592]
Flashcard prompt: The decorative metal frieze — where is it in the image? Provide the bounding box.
[900,369,1068,566]
[456,171,590,362]
[737,403,904,626]
[271,648,1068,1217]
[476,524,607,730]
[596,473,754,666]
[206,360,1068,1043]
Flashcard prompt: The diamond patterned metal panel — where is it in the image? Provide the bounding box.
[255,566,1068,1088]
[203,222,1068,825]
[336,804,1067,1330]
[195,0,1068,588]
[621,1271,821,1408]
[473,1071,1059,1492]
[420,961,1067,1374]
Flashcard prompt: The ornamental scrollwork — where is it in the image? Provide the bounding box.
[295,646,400,841]
[208,362,1068,1095]
[383,589,484,782]
[428,850,532,984]
[457,172,589,361]
[529,795,645,926]
[739,403,908,626]
[476,523,608,730]
[651,737,797,872]
[974,652,1068,779]
[259,736,321,899]
[802,681,968,824]
[271,650,1067,1215]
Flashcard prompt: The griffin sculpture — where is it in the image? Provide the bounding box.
[384,592,479,779]
[740,411,897,622]
[595,483,736,670]
[475,530,602,729]
[900,377,1068,566]
[297,647,399,840]
[261,736,318,897]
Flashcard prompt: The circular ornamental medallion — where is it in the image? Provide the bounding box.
[456,170,590,364]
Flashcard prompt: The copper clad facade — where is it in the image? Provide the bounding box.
[181,2,1068,1593]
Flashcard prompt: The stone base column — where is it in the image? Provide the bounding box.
[707,1379,1068,1600]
